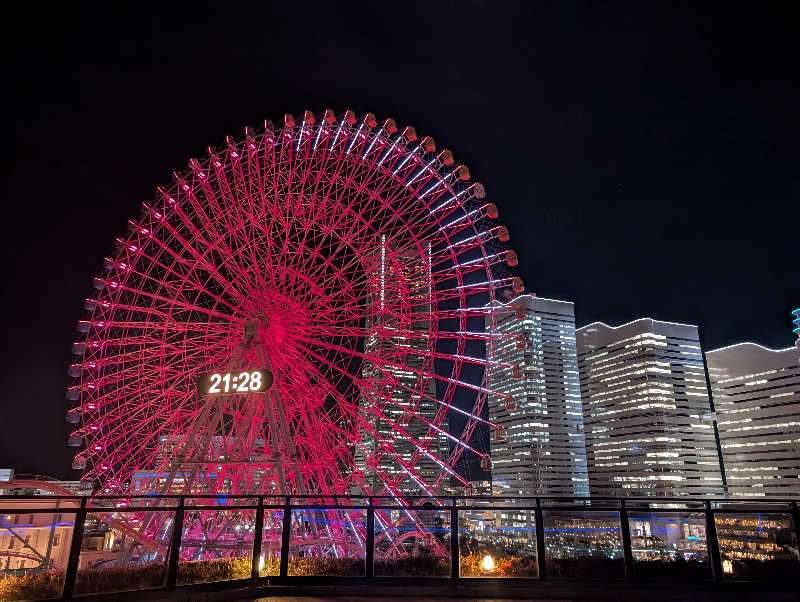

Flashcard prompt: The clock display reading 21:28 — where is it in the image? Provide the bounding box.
[197,369,273,395]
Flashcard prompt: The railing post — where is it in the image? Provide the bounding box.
[166,496,185,588]
[535,498,547,580]
[251,496,264,582]
[279,497,291,578]
[450,499,459,581]
[62,497,87,599]
[619,499,634,580]
[705,500,723,582]
[365,498,375,578]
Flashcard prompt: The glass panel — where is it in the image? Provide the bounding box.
[287,508,365,576]
[457,497,534,508]
[625,500,706,510]
[628,512,710,579]
[88,497,178,509]
[183,496,257,508]
[176,508,254,584]
[540,498,612,509]
[543,511,624,579]
[712,501,793,511]
[73,510,173,596]
[715,512,799,581]
[289,496,367,507]
[374,507,450,577]
[0,511,74,601]
[372,496,454,508]
[459,509,537,578]
[258,509,283,577]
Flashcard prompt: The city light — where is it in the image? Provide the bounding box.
[722,559,734,574]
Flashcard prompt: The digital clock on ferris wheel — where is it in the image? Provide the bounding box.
[197,369,273,395]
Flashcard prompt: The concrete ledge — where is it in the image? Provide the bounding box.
[69,577,800,601]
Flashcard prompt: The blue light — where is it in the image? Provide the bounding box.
[1,516,74,531]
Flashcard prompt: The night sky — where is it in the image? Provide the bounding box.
[2,2,797,479]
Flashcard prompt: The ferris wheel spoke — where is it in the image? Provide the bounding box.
[305,324,513,373]
[289,338,491,459]
[126,242,252,317]
[102,281,239,323]
[147,195,262,311]
[294,335,506,423]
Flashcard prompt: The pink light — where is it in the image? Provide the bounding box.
[64,110,522,561]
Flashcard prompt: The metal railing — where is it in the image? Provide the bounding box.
[0,494,798,599]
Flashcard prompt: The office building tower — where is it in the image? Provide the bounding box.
[576,319,724,497]
[706,342,800,497]
[355,237,445,494]
[486,295,589,497]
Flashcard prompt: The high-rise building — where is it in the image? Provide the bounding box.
[792,308,800,355]
[706,342,800,497]
[355,237,445,494]
[486,295,589,497]
[576,319,724,497]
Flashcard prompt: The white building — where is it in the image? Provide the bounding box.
[706,343,800,497]
[486,295,589,497]
[576,319,724,497]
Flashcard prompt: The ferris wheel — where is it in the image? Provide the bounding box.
[65,109,523,533]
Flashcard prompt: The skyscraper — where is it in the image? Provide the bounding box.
[706,342,800,497]
[576,319,724,497]
[486,295,589,497]
[355,237,444,495]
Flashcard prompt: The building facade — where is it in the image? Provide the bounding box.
[486,295,589,497]
[355,238,446,495]
[576,319,723,497]
[706,343,800,497]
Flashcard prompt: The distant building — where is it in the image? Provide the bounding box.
[0,470,92,497]
[706,343,800,497]
[793,308,800,355]
[0,470,84,573]
[355,237,445,495]
[0,506,74,573]
[576,319,724,497]
[486,295,589,497]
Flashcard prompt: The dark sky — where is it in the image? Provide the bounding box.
[2,1,797,479]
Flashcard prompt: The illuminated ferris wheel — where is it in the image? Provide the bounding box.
[66,109,523,509]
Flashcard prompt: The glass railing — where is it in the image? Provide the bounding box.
[0,494,798,599]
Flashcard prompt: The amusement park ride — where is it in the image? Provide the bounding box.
[54,109,527,565]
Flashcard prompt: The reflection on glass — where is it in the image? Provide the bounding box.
[374,507,450,577]
[628,511,710,579]
[176,509,254,584]
[459,509,537,578]
[73,510,174,595]
[0,511,74,600]
[715,513,799,581]
[287,508,365,576]
[543,511,624,579]
[258,509,283,577]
